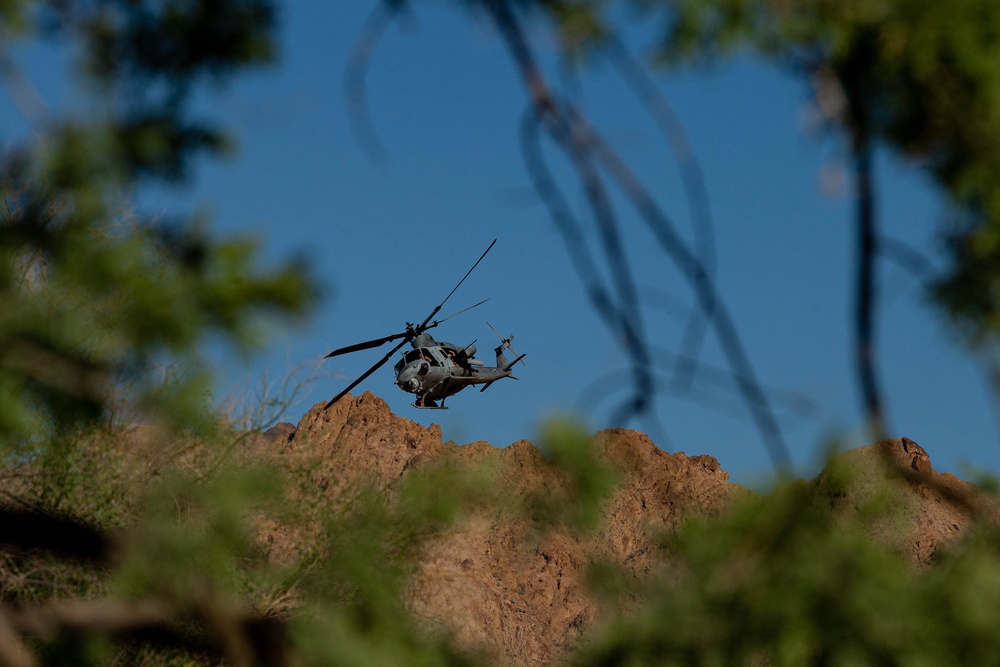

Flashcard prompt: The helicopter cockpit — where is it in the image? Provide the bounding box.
[394,348,441,375]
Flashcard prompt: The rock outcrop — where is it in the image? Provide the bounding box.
[248,392,996,665]
[812,436,1000,565]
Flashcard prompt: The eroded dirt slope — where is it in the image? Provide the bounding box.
[249,392,995,665]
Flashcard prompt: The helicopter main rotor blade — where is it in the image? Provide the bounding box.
[324,329,412,358]
[431,298,490,327]
[327,292,489,360]
[324,337,411,409]
[417,239,496,330]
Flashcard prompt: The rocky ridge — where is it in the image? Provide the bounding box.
[249,392,996,665]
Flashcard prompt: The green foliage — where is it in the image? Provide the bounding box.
[536,418,620,533]
[115,466,281,602]
[6,404,1000,666]
[0,1,319,661]
[573,466,1000,667]
[0,0,315,451]
[9,0,1000,664]
[936,219,1000,344]
[289,472,485,666]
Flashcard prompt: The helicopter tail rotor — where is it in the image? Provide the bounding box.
[487,321,525,369]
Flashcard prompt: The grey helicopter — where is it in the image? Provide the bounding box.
[323,239,525,410]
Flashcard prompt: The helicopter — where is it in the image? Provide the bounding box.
[323,239,525,410]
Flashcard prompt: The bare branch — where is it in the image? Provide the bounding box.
[519,110,620,330]
[501,7,654,423]
[0,508,112,564]
[575,346,820,426]
[7,599,173,638]
[489,0,791,469]
[0,46,49,125]
[852,132,887,439]
[878,234,938,285]
[604,37,717,391]
[344,2,399,164]
[2,596,287,667]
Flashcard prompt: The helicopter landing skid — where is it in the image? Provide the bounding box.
[413,397,447,410]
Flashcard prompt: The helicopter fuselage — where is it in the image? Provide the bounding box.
[392,334,517,407]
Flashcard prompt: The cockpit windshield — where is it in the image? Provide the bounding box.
[402,348,440,366]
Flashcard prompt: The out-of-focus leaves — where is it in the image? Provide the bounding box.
[112,112,230,182]
[936,215,1000,344]
[0,170,315,447]
[572,461,1000,667]
[536,418,620,533]
[0,0,317,449]
[113,466,282,602]
[82,0,277,85]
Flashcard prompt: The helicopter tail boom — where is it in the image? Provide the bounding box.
[499,352,527,373]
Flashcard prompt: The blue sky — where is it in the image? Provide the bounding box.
[7,1,998,484]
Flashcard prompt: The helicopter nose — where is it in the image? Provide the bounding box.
[396,365,418,390]
[397,378,420,393]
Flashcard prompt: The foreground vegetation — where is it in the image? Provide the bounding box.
[4,417,1000,666]
[5,0,1000,663]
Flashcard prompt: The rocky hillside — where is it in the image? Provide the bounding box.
[246,392,998,666]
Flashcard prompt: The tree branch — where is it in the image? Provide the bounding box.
[604,37,717,392]
[488,0,792,469]
[852,130,887,439]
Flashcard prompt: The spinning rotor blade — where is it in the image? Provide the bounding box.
[417,239,496,330]
[324,336,411,409]
[432,298,490,327]
[486,321,504,340]
[324,329,413,358]
[324,297,487,359]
